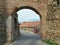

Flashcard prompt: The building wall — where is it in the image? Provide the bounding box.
[20,27,33,32]
[20,24,40,34]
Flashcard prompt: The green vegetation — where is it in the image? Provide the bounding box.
[43,39,58,45]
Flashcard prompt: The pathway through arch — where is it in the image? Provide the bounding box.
[11,30,47,45]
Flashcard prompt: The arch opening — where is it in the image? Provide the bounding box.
[16,6,41,34]
[11,6,42,41]
[16,6,42,19]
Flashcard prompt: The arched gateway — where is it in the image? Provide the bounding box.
[0,0,60,45]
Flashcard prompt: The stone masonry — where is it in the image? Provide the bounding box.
[0,0,7,45]
[0,0,60,45]
[46,0,60,44]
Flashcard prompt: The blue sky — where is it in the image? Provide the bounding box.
[17,9,40,23]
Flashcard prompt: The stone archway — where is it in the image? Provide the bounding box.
[0,0,60,45]
[0,0,48,45]
[5,0,48,43]
[11,6,42,41]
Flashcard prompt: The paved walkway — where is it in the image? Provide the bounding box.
[12,30,47,45]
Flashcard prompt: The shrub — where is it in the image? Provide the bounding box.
[43,39,58,45]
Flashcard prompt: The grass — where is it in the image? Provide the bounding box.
[43,39,58,45]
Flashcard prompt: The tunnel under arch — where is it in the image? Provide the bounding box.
[11,6,42,41]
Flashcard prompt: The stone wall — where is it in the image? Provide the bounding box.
[46,0,60,44]
[0,0,7,45]
[0,0,60,45]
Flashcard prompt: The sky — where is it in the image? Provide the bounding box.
[17,9,40,23]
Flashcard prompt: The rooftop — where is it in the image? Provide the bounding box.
[19,21,40,28]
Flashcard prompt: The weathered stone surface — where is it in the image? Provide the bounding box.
[0,0,60,45]
[46,0,60,44]
[5,0,48,42]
